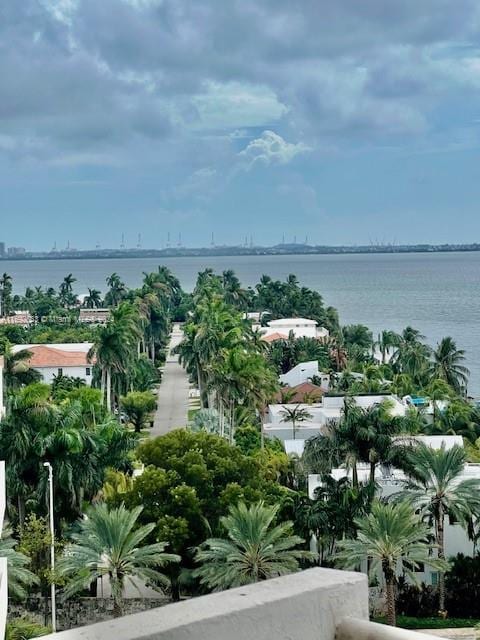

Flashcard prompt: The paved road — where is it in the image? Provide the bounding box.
[151,324,190,437]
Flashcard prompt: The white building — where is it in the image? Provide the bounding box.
[308,435,477,586]
[12,343,94,385]
[279,361,330,390]
[0,460,7,639]
[264,394,406,442]
[254,318,329,343]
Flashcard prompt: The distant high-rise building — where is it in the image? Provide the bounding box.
[0,243,5,258]
[7,247,26,256]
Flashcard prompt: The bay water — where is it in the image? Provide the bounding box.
[2,252,480,394]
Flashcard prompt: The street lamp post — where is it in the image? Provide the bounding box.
[43,462,56,632]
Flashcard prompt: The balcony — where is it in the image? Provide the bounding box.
[0,460,6,639]
[38,567,442,640]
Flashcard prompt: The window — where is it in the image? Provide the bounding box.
[431,572,439,586]
[86,367,91,376]
[57,368,63,376]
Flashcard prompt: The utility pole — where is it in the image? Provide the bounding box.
[43,462,56,633]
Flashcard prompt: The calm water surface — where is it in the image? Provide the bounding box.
[3,252,480,393]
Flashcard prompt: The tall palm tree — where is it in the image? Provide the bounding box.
[89,303,141,409]
[0,272,13,317]
[395,443,480,613]
[105,273,126,307]
[59,274,77,307]
[58,504,180,616]
[336,500,447,627]
[193,501,313,590]
[430,337,469,395]
[83,288,103,309]
[376,330,401,364]
[280,404,313,440]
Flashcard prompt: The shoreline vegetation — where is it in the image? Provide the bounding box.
[2,266,480,630]
[2,242,480,261]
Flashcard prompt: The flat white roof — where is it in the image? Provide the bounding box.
[12,342,93,353]
[268,318,317,326]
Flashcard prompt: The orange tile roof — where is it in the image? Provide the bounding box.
[276,382,325,404]
[262,332,289,343]
[24,346,92,368]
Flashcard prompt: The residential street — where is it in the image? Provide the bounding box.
[151,323,190,437]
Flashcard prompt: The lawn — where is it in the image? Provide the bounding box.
[374,616,480,629]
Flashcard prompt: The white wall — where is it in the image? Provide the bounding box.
[279,361,329,388]
[35,366,93,385]
[308,462,480,586]
[41,568,369,640]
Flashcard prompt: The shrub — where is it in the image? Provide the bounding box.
[445,553,480,618]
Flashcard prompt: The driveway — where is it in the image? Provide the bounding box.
[151,323,190,437]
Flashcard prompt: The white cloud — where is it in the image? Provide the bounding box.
[238,130,311,169]
[191,82,288,130]
[40,0,78,25]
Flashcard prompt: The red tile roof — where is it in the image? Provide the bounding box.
[23,346,92,368]
[262,332,288,343]
[275,382,325,404]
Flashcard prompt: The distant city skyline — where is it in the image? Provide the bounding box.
[3,2,480,247]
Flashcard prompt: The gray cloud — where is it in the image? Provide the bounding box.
[2,0,480,166]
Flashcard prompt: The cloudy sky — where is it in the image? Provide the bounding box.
[2,0,480,250]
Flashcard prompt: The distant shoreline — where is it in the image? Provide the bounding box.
[1,243,480,261]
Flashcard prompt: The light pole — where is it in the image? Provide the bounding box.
[43,462,56,632]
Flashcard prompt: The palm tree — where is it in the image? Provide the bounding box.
[430,337,469,395]
[84,288,103,309]
[376,330,401,364]
[1,342,42,393]
[0,529,39,598]
[89,303,141,409]
[336,500,447,627]
[105,273,126,307]
[395,443,480,613]
[59,274,77,307]
[0,272,13,317]
[280,404,313,440]
[193,501,312,590]
[58,504,180,617]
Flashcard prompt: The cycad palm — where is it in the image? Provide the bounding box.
[395,443,480,612]
[0,530,39,599]
[58,504,180,616]
[336,500,447,627]
[193,501,312,591]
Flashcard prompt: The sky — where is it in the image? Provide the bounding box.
[2,0,480,250]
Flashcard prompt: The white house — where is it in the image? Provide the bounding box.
[264,393,407,442]
[279,361,330,390]
[12,343,94,385]
[0,460,7,639]
[254,318,329,343]
[308,435,477,586]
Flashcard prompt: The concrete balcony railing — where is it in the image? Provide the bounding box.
[43,568,367,640]
[0,460,6,640]
[39,567,443,640]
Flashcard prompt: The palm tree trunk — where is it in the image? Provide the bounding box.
[101,368,106,406]
[292,418,296,440]
[352,461,359,488]
[369,460,376,484]
[385,574,396,626]
[17,494,26,532]
[106,368,112,411]
[113,596,123,618]
[437,506,446,613]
